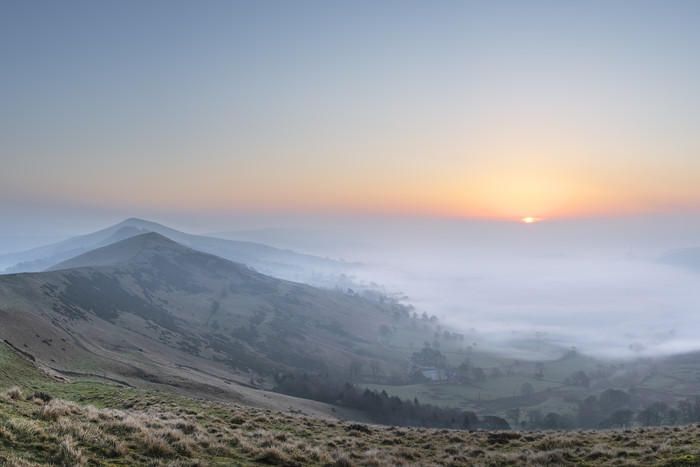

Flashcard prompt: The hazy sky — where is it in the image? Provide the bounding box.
[2,1,700,233]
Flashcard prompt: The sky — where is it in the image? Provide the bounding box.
[3,1,700,360]
[2,1,700,235]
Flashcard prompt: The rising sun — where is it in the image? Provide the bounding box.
[521,217,542,224]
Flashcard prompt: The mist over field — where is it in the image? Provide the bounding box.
[216,214,700,361]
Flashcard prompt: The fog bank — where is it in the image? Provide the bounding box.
[245,215,700,360]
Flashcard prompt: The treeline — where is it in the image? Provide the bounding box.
[273,372,509,430]
[516,389,700,430]
[636,394,700,428]
[275,371,700,431]
[575,390,700,429]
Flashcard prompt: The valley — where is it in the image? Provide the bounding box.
[2,219,700,464]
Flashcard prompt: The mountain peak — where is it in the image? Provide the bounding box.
[115,217,169,231]
[46,232,194,271]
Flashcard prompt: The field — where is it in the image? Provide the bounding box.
[366,327,700,430]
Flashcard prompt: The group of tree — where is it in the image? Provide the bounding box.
[504,387,700,430]
[636,395,700,427]
[276,369,700,431]
[274,371,509,430]
[569,389,700,429]
[410,347,448,369]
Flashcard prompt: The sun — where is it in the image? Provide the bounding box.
[521,217,542,224]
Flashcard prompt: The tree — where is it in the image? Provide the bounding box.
[599,388,629,414]
[525,408,543,428]
[505,408,521,426]
[520,382,534,397]
[369,359,382,383]
[411,348,448,369]
[481,416,510,430]
[543,412,569,429]
[457,360,471,383]
[566,370,590,388]
[534,362,545,379]
[577,396,600,428]
[348,360,363,382]
[462,411,479,429]
[678,395,700,423]
[607,409,633,428]
[638,402,668,426]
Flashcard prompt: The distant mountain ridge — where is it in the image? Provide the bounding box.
[0,217,353,284]
[48,231,197,270]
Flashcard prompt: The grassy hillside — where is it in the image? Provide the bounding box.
[2,342,700,466]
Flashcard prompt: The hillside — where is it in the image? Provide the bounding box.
[0,233,409,405]
[1,344,699,467]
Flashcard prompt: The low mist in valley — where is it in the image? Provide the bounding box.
[3,212,700,363]
[214,214,700,361]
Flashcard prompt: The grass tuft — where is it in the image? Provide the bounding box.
[41,399,81,422]
[57,435,87,466]
[6,386,23,400]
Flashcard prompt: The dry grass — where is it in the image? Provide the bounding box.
[5,386,23,400]
[57,435,87,466]
[2,386,700,466]
[40,398,80,422]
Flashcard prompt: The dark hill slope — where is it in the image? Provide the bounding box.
[0,233,407,400]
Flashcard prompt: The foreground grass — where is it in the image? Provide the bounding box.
[2,386,700,466]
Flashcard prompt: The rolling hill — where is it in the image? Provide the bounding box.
[0,232,408,404]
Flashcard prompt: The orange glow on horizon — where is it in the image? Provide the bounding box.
[43,157,700,223]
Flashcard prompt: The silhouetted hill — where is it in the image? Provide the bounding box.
[0,218,353,285]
